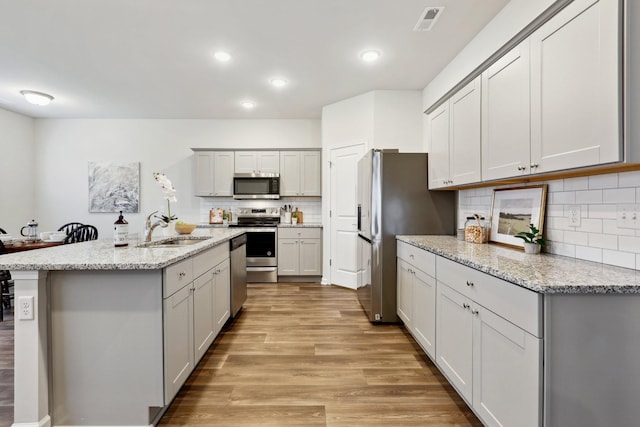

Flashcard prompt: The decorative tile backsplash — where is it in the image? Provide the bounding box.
[458,170,640,270]
[199,197,322,224]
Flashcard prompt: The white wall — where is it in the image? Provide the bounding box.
[320,89,423,284]
[0,108,35,236]
[33,119,320,238]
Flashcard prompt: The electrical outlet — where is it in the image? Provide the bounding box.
[567,205,581,227]
[18,296,34,320]
[617,205,640,229]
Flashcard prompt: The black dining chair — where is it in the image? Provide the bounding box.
[0,240,14,321]
[63,224,99,244]
[57,222,84,236]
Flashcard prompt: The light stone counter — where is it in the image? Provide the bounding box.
[277,223,323,228]
[397,235,640,294]
[0,228,244,271]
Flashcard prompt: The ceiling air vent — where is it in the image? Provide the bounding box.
[414,7,444,31]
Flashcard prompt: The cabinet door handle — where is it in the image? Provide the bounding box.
[471,309,479,315]
[462,303,470,309]
[466,280,474,287]
[530,163,539,169]
[409,254,414,259]
[178,272,186,278]
[517,165,526,171]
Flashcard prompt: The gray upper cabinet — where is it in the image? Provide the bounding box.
[234,151,280,174]
[529,0,621,173]
[481,40,531,181]
[279,151,321,196]
[194,151,234,197]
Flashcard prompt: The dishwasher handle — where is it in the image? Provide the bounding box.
[230,233,247,251]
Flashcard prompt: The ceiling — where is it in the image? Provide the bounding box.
[0,0,509,119]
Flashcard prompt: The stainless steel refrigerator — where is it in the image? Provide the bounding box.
[356,149,455,323]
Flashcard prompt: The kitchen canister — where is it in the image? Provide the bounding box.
[464,215,489,244]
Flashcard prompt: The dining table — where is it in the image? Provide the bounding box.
[2,240,63,253]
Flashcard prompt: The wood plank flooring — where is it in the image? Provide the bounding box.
[158,283,481,426]
[0,283,481,426]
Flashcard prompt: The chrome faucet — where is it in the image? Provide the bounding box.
[144,210,167,242]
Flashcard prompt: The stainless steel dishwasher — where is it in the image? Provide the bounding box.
[229,233,247,318]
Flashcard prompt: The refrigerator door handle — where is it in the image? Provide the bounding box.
[357,204,362,232]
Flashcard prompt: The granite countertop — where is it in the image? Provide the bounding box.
[397,235,640,295]
[197,223,322,229]
[277,223,322,228]
[0,228,244,271]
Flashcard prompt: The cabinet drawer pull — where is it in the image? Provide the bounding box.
[466,280,474,287]
[178,272,186,278]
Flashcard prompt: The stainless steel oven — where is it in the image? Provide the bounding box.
[229,207,280,283]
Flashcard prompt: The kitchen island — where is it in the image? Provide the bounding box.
[0,228,244,427]
[397,235,640,427]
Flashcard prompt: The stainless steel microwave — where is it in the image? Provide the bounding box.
[233,173,280,199]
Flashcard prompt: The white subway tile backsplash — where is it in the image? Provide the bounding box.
[564,230,589,245]
[546,229,564,242]
[547,241,576,258]
[589,173,618,189]
[603,188,636,203]
[618,170,640,188]
[602,250,636,269]
[550,191,576,205]
[603,219,637,236]
[575,189,603,204]
[588,233,618,249]
[588,204,618,219]
[576,218,602,234]
[547,180,564,192]
[619,236,640,253]
[575,246,603,263]
[458,170,640,270]
[564,177,589,191]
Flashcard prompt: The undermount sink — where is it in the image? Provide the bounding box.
[139,237,210,248]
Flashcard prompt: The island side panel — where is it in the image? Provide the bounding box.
[50,270,164,426]
[544,294,640,427]
[12,270,51,427]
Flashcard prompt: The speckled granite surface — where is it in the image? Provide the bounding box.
[397,235,640,295]
[197,223,322,229]
[0,228,244,271]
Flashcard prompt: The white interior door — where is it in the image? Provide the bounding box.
[329,143,365,289]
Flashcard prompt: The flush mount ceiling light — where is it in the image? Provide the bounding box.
[213,51,231,62]
[241,101,255,110]
[360,50,381,62]
[270,78,288,88]
[20,90,54,106]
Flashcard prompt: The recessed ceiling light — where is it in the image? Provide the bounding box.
[360,50,381,62]
[241,101,255,110]
[214,51,231,62]
[20,90,54,106]
[270,78,288,88]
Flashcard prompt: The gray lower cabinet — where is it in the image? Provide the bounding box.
[278,228,322,277]
[398,241,543,427]
[163,244,230,403]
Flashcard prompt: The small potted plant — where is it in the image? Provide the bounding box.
[514,223,546,254]
[291,212,298,225]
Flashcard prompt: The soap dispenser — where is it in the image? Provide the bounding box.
[114,211,129,247]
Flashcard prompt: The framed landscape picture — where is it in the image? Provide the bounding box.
[489,185,547,248]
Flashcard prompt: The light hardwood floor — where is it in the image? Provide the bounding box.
[0,283,481,427]
[158,283,481,426]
